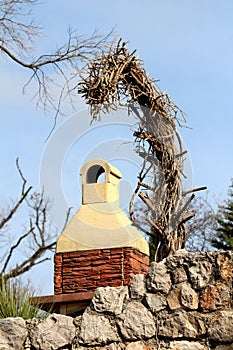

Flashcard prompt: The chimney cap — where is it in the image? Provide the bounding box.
[80,158,122,184]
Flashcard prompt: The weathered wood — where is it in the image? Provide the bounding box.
[78,39,205,261]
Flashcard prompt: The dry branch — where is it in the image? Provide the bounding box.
[0,0,113,123]
[0,160,58,282]
[78,39,205,261]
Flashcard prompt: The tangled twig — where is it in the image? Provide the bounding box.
[78,39,205,261]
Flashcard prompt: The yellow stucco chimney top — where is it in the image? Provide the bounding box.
[56,158,149,255]
[80,158,122,205]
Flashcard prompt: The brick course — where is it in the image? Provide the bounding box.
[54,247,149,294]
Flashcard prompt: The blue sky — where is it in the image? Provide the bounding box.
[1,1,233,294]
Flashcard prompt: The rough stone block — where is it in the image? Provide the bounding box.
[130,274,146,299]
[208,310,233,342]
[172,267,187,284]
[145,293,167,313]
[79,309,120,345]
[216,251,232,282]
[200,282,231,311]
[29,314,75,350]
[125,341,154,350]
[147,262,171,294]
[215,345,233,350]
[165,249,187,269]
[188,260,213,289]
[158,310,206,339]
[91,286,128,315]
[169,341,209,350]
[0,317,27,350]
[167,283,198,310]
[117,301,155,340]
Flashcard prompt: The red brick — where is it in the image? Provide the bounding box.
[100,273,123,280]
[110,252,123,257]
[102,249,111,254]
[71,266,92,272]
[110,248,124,254]
[54,253,63,262]
[68,250,101,258]
[100,266,122,273]
[91,259,110,266]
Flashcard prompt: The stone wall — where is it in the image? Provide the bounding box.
[1,250,233,350]
[54,247,149,294]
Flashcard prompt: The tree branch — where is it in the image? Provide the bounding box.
[0,0,113,121]
[0,159,57,282]
[0,158,32,230]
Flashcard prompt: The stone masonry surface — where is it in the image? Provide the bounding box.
[1,250,233,350]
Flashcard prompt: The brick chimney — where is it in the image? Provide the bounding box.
[54,159,149,294]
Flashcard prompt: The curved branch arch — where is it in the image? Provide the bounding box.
[78,39,200,261]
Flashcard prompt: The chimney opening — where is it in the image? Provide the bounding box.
[86,165,105,183]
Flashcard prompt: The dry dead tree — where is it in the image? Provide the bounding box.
[0,0,112,128]
[0,159,57,283]
[78,39,206,261]
[185,195,218,252]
